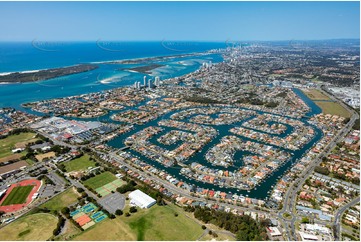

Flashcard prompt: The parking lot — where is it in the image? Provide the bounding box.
[98,192,125,214]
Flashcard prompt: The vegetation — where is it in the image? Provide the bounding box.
[0,213,58,240]
[40,187,80,211]
[315,101,351,118]
[116,180,136,194]
[0,132,37,159]
[314,166,330,175]
[82,171,117,190]
[61,154,96,172]
[303,89,330,100]
[1,185,34,206]
[184,206,267,241]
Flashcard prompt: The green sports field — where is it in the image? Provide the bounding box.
[63,154,96,172]
[1,185,34,206]
[0,132,37,159]
[83,172,117,190]
[40,187,80,211]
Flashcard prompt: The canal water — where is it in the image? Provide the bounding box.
[107,89,323,200]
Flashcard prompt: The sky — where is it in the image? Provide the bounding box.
[0,1,359,41]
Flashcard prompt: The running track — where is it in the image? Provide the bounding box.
[0,179,41,213]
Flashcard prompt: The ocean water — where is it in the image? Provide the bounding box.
[0,41,226,109]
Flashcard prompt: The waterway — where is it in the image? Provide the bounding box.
[107,90,323,200]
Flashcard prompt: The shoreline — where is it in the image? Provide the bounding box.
[0,64,98,84]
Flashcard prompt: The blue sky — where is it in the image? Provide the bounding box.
[0,1,359,41]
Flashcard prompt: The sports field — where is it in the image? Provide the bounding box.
[40,187,79,211]
[95,179,124,197]
[83,172,117,190]
[0,213,58,241]
[0,132,37,159]
[315,101,351,118]
[1,185,34,206]
[64,154,96,172]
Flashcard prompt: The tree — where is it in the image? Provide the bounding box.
[202,225,207,230]
[115,209,123,216]
[129,206,137,213]
[301,217,309,223]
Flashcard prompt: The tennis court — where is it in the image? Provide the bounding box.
[90,211,104,220]
[82,203,97,213]
[94,214,107,223]
[75,214,92,227]
[73,211,85,220]
[82,221,96,230]
[94,179,125,197]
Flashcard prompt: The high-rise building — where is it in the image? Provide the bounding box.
[148,79,152,89]
[155,76,160,86]
[143,76,147,86]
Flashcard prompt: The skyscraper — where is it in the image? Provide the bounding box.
[143,76,147,86]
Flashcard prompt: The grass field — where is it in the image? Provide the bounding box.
[63,154,96,172]
[126,204,203,241]
[0,213,58,241]
[72,216,136,241]
[1,185,34,206]
[83,172,117,190]
[0,132,37,159]
[35,151,56,162]
[302,89,330,100]
[40,187,80,211]
[201,233,236,241]
[72,204,203,241]
[315,101,351,118]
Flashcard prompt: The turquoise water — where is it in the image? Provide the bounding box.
[0,42,225,110]
[0,42,324,199]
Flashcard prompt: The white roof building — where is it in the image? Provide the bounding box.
[299,232,318,241]
[128,189,156,209]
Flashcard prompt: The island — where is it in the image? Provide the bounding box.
[0,64,98,83]
[120,64,164,74]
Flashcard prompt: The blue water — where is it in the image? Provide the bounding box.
[0,41,226,109]
[0,41,324,200]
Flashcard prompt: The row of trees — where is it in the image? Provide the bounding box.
[184,206,267,241]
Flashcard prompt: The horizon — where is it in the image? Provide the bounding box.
[0,38,359,42]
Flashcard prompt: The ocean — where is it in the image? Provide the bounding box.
[0,41,226,109]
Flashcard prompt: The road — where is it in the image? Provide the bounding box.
[279,87,359,240]
[333,196,360,240]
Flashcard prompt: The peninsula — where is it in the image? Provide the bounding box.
[0,64,98,83]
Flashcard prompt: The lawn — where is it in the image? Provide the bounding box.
[72,217,136,241]
[83,172,117,190]
[0,132,37,159]
[1,185,34,206]
[201,233,236,241]
[0,213,58,241]
[35,151,56,162]
[40,187,80,211]
[302,89,330,100]
[72,204,203,241]
[125,204,203,241]
[315,101,351,118]
[63,154,96,172]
